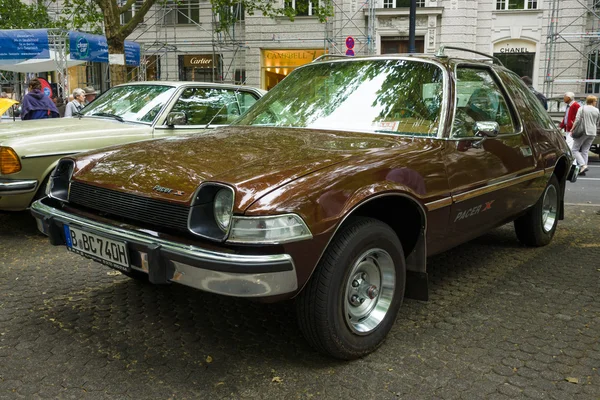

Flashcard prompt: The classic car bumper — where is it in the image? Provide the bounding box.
[30,198,298,298]
[0,178,38,194]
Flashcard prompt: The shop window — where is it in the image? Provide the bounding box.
[163,0,200,25]
[285,0,313,16]
[384,0,425,8]
[496,0,537,10]
[493,52,535,82]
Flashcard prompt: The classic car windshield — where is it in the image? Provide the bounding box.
[234,59,444,136]
[81,85,177,123]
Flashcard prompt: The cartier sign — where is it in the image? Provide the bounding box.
[183,55,218,68]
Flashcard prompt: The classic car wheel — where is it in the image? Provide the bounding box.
[296,217,406,360]
[514,175,560,247]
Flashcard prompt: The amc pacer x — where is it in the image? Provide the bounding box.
[32,51,577,359]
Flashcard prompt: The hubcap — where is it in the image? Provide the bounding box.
[541,184,558,233]
[344,249,395,335]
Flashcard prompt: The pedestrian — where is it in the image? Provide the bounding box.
[64,88,86,117]
[570,95,598,176]
[559,92,580,141]
[521,76,548,110]
[83,86,97,105]
[20,78,59,120]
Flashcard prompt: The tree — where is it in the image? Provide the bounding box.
[0,0,56,29]
[59,0,334,86]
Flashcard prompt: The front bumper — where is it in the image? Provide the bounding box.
[30,198,298,298]
[0,178,38,194]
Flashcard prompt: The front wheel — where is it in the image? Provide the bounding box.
[296,217,406,360]
[514,174,560,247]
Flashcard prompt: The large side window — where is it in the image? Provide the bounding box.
[169,88,240,126]
[452,67,516,138]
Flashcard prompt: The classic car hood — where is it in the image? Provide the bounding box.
[71,126,402,210]
[0,117,150,153]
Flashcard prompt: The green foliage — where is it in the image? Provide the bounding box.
[52,0,104,34]
[0,0,56,29]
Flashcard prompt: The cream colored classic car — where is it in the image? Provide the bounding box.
[0,81,265,211]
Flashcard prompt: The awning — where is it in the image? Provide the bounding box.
[0,99,19,115]
[0,50,85,73]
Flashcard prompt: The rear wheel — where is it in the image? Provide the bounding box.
[514,175,560,247]
[296,217,406,360]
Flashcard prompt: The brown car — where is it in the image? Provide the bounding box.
[31,53,578,360]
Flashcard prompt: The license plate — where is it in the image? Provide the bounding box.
[64,225,130,272]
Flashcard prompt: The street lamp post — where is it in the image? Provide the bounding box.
[408,0,417,53]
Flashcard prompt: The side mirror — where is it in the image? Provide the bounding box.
[473,121,500,138]
[166,112,187,127]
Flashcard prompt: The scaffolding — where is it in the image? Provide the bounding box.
[325,0,377,56]
[543,0,600,97]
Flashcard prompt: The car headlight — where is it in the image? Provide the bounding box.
[213,188,234,231]
[227,214,312,244]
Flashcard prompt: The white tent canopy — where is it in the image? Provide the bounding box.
[0,50,85,73]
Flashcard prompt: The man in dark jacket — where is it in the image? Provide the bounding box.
[20,78,60,120]
[521,76,548,110]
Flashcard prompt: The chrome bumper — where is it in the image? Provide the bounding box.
[0,178,38,194]
[30,199,298,298]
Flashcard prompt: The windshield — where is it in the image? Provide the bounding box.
[81,85,177,123]
[234,59,445,136]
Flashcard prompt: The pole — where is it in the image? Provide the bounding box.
[408,0,417,53]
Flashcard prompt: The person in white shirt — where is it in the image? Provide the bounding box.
[571,95,599,175]
[64,88,86,117]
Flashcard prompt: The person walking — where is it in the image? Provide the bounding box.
[20,78,59,120]
[559,92,581,138]
[64,88,86,117]
[571,95,599,176]
[521,76,548,110]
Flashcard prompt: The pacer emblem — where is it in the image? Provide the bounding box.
[152,185,185,196]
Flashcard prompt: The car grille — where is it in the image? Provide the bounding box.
[69,181,190,231]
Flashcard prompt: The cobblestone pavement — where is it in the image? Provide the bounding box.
[0,206,598,400]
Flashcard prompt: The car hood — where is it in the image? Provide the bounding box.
[71,126,402,211]
[0,117,149,151]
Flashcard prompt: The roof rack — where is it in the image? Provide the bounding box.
[436,46,504,67]
[312,54,351,63]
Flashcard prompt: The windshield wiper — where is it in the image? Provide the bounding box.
[92,112,124,122]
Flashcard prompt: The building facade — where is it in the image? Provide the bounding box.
[61,0,599,97]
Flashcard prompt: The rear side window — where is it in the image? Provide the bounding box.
[170,88,257,126]
[498,70,555,130]
[452,67,516,138]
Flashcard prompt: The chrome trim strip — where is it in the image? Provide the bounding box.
[425,197,453,211]
[453,170,545,204]
[21,151,84,160]
[0,179,38,194]
[31,200,297,297]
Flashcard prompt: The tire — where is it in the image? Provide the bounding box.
[514,174,560,247]
[296,217,406,360]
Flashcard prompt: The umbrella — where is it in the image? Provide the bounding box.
[0,99,19,115]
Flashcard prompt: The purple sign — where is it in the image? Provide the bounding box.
[346,49,355,56]
[346,36,355,49]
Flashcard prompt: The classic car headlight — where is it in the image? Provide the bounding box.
[227,214,312,244]
[47,159,74,202]
[0,147,22,175]
[213,188,234,231]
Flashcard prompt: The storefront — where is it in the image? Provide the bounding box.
[493,39,537,81]
[179,54,221,82]
[261,49,326,90]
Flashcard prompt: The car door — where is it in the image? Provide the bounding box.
[444,65,539,243]
[153,87,261,138]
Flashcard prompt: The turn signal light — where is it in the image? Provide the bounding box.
[0,147,22,175]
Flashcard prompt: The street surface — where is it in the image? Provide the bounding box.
[0,169,598,399]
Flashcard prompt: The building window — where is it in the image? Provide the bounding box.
[586,51,600,93]
[384,0,425,8]
[219,3,245,23]
[121,0,144,24]
[496,0,537,10]
[164,0,200,25]
[285,0,313,16]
